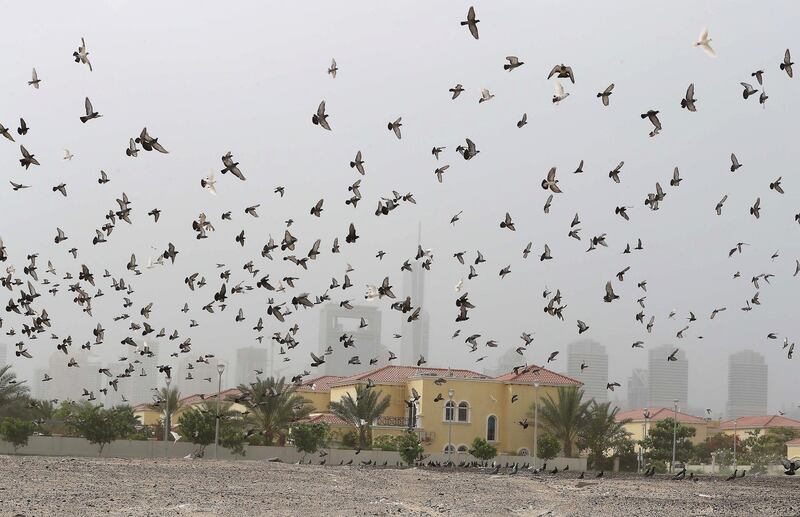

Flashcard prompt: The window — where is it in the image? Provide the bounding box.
[406,400,418,428]
[444,400,455,421]
[457,444,469,453]
[518,448,530,456]
[443,444,455,453]
[457,401,470,422]
[487,415,497,441]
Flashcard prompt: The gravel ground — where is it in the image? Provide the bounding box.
[1,455,799,516]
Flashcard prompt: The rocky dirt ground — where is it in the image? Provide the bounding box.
[1,455,798,516]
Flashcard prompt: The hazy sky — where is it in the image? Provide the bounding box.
[1,1,798,415]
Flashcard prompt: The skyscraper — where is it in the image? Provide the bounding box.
[0,342,7,367]
[176,355,229,397]
[726,350,768,418]
[235,346,269,386]
[317,302,385,376]
[38,349,101,403]
[627,368,649,409]
[648,344,688,408]
[400,225,430,365]
[566,340,608,403]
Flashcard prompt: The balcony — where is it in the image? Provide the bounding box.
[375,415,408,427]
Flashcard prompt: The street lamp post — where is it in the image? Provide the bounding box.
[214,363,225,460]
[163,377,171,459]
[641,407,649,473]
[447,388,455,466]
[533,381,540,469]
[671,399,678,473]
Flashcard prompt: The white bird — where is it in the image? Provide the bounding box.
[364,285,379,300]
[171,431,182,442]
[694,28,716,57]
[63,149,74,161]
[552,80,569,103]
[201,172,217,195]
[478,88,495,103]
[455,278,464,292]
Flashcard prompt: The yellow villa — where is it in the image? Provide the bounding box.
[132,364,584,455]
[318,364,583,454]
[718,415,800,438]
[786,438,800,460]
[615,407,710,446]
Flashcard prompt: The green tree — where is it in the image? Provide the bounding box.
[147,386,182,440]
[178,402,243,455]
[740,428,799,474]
[691,433,737,463]
[64,402,125,453]
[469,436,497,461]
[292,423,329,458]
[372,434,398,451]
[577,402,633,469]
[329,384,391,449]
[640,418,695,471]
[0,365,29,417]
[0,417,35,452]
[177,407,216,452]
[396,430,424,465]
[534,387,591,457]
[536,433,561,462]
[233,377,312,445]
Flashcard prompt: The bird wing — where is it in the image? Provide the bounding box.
[85,97,93,115]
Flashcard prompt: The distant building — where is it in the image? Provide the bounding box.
[176,356,229,397]
[0,342,7,367]
[38,350,101,403]
[719,415,800,437]
[616,407,709,445]
[235,346,269,386]
[400,257,429,365]
[566,340,608,403]
[317,303,385,376]
[627,369,649,410]
[647,344,688,408]
[125,341,161,405]
[726,350,768,419]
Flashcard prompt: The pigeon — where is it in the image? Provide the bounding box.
[548,64,575,83]
[780,49,794,78]
[79,97,101,123]
[73,37,92,71]
[478,88,494,103]
[461,6,479,40]
[741,83,758,100]
[28,68,41,89]
[597,84,614,106]
[552,80,569,103]
[387,117,402,139]
[312,100,331,130]
[694,28,716,57]
[681,83,697,111]
[504,56,524,71]
[327,58,337,78]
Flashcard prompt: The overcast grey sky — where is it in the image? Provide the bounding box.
[1,1,798,415]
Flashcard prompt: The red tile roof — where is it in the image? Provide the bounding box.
[616,407,706,424]
[719,415,800,430]
[179,388,242,407]
[331,365,488,386]
[298,413,350,426]
[494,364,583,386]
[786,438,800,446]
[297,375,346,393]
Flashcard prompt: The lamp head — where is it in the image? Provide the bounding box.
[217,363,226,375]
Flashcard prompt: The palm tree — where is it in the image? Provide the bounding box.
[577,401,632,469]
[233,377,311,445]
[534,386,590,457]
[329,384,391,449]
[0,365,29,414]
[147,386,182,438]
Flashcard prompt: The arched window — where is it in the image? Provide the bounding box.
[457,401,470,422]
[518,448,530,456]
[457,444,469,453]
[443,443,455,453]
[444,400,455,421]
[406,400,418,429]
[487,415,497,441]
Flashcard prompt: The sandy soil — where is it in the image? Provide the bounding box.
[0,455,798,516]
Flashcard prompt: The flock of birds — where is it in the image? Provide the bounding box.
[0,8,798,428]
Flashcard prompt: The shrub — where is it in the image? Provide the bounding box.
[469,437,497,461]
[0,417,35,452]
[292,423,329,457]
[396,431,424,465]
[340,430,358,449]
[536,433,561,461]
[372,434,398,451]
